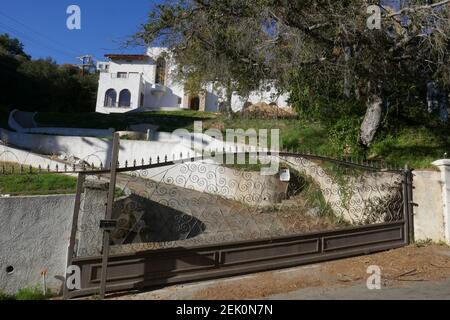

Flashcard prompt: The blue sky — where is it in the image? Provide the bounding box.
[0,1,160,64]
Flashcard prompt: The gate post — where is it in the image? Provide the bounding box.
[403,165,415,244]
[63,173,85,300]
[99,132,121,299]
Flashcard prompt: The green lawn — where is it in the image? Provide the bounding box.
[33,111,450,169]
[35,110,217,133]
[203,117,450,169]
[0,162,77,196]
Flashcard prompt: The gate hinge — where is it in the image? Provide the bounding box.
[409,201,419,207]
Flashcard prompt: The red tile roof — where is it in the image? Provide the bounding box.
[105,54,149,60]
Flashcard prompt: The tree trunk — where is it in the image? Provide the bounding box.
[359,94,383,147]
[343,46,351,98]
[225,83,233,116]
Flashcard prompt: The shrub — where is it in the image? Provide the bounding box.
[327,117,364,157]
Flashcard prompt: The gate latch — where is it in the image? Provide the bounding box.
[100,219,118,231]
[409,201,419,207]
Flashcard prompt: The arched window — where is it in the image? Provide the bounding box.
[155,57,166,85]
[119,89,131,107]
[104,89,117,107]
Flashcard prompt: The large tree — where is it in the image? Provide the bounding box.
[136,0,450,145]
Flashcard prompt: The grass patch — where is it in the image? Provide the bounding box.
[35,110,217,133]
[369,126,450,169]
[0,162,77,195]
[34,110,450,169]
[0,287,53,300]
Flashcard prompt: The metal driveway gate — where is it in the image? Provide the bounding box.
[63,149,414,298]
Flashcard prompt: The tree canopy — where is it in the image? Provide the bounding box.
[136,0,450,145]
[0,34,98,115]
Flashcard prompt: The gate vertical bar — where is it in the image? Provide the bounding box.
[406,167,415,243]
[402,167,410,245]
[99,133,120,299]
[63,173,85,300]
[402,165,415,245]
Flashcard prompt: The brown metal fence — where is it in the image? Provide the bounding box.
[0,144,414,298]
[65,150,413,298]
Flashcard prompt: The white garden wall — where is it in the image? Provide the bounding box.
[0,129,195,168]
[0,195,76,295]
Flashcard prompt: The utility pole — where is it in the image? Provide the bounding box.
[76,55,94,76]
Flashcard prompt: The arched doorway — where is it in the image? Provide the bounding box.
[104,89,117,107]
[189,96,200,111]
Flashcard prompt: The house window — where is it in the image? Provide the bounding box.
[155,57,166,85]
[104,89,117,107]
[119,89,131,107]
[117,72,127,79]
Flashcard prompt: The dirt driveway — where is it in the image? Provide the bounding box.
[108,244,450,300]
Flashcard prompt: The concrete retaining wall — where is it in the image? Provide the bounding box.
[8,110,114,137]
[0,195,76,295]
[0,128,194,168]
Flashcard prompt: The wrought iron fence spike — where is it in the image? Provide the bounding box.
[47,165,50,172]
[157,156,160,164]
[133,159,137,167]
[39,165,42,172]
[29,165,33,174]
[149,157,152,165]
[141,158,144,166]
[64,164,67,172]
[164,155,168,162]
[56,164,59,172]
[20,164,23,174]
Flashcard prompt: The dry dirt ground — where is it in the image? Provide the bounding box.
[107,244,450,300]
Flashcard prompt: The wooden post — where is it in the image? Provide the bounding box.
[99,133,120,299]
[63,173,85,300]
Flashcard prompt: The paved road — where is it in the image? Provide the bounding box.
[109,244,450,300]
[267,279,450,300]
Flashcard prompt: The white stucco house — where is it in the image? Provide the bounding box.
[95,47,290,114]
